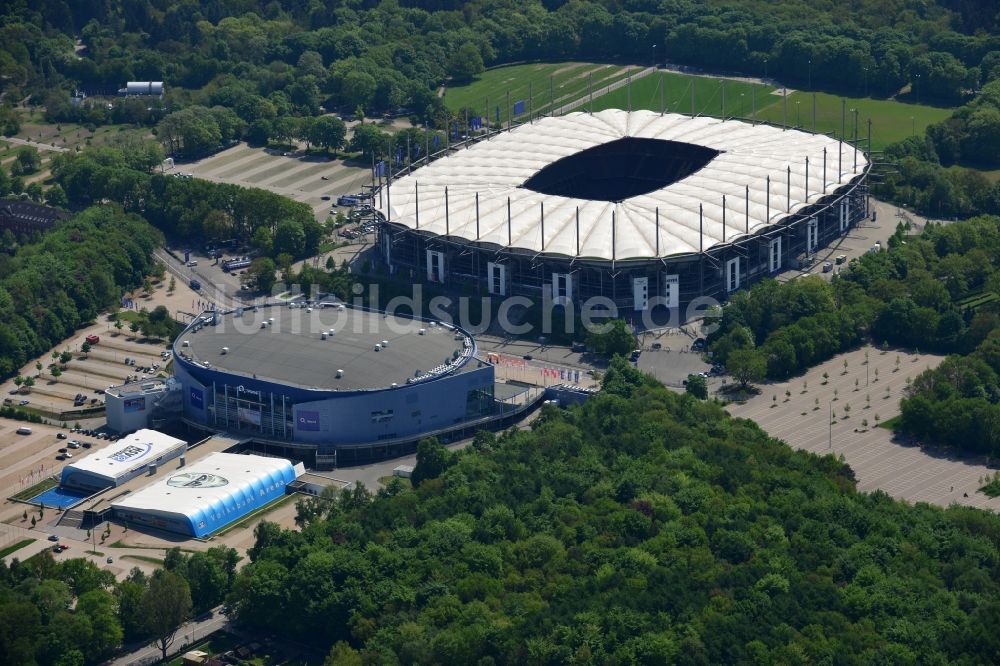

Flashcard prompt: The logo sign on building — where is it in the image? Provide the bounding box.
[108,443,153,464]
[236,385,263,401]
[123,397,146,413]
[167,473,229,488]
[297,411,320,431]
[189,388,204,409]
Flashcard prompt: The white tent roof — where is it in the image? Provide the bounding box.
[111,452,297,517]
[379,110,867,260]
[64,429,186,482]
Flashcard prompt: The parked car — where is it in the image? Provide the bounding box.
[19,399,29,406]
[48,535,58,542]
[56,432,67,439]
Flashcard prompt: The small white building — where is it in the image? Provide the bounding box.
[60,429,187,493]
[392,465,414,479]
[125,81,164,97]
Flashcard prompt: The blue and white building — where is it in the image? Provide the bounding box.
[171,304,496,465]
[110,452,302,537]
[60,429,187,493]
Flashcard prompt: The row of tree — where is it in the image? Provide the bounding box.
[220,357,1000,663]
[3,1,1000,137]
[0,205,161,379]
[712,215,1000,383]
[49,143,322,258]
[0,543,240,665]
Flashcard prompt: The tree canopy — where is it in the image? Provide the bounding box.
[222,363,1000,664]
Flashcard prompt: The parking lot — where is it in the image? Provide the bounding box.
[728,344,1000,510]
[0,420,111,513]
[182,142,373,222]
[1,327,170,419]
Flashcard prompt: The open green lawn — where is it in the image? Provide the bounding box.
[0,539,35,559]
[755,91,953,151]
[575,71,778,118]
[465,63,955,153]
[443,62,635,122]
[11,477,57,502]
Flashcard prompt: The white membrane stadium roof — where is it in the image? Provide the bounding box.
[379,110,868,260]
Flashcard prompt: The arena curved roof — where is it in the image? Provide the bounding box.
[379,109,868,261]
[175,304,476,392]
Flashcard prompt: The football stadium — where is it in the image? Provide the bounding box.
[376,109,870,312]
[171,304,510,465]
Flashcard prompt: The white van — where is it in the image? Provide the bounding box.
[16,426,32,435]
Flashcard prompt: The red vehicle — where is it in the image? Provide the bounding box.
[85,335,100,345]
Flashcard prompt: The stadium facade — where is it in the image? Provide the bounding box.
[171,304,498,465]
[375,110,870,312]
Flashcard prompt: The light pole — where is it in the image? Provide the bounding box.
[796,100,800,127]
[863,66,869,97]
[829,401,833,450]
[764,57,768,80]
[911,116,914,137]
[808,58,812,89]
[740,93,744,119]
[652,44,657,68]
[914,73,921,102]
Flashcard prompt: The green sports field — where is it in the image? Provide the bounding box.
[575,71,778,118]
[443,62,636,123]
[446,63,955,152]
[755,91,954,151]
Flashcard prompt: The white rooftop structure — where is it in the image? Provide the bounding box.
[380,109,868,260]
[60,429,186,490]
[111,452,303,537]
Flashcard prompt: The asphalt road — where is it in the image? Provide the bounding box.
[107,608,230,666]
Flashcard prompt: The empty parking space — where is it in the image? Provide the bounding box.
[728,345,1000,511]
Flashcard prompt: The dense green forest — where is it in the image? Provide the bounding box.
[49,144,323,256]
[0,545,239,664]
[216,361,1000,663]
[710,214,1000,457]
[5,0,1000,218]
[874,79,1000,218]
[711,216,1000,373]
[0,205,161,378]
[1,0,997,147]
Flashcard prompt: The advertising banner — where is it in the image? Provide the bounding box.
[123,397,146,413]
[238,406,261,426]
[189,388,204,409]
